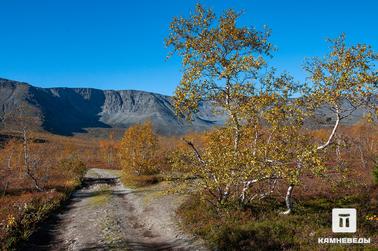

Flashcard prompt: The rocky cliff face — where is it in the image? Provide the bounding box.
[0,78,226,136]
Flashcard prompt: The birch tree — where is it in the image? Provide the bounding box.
[166,4,272,151]
[280,35,378,213]
[3,103,44,191]
[166,5,314,207]
[99,131,118,168]
[0,140,17,196]
[167,6,377,212]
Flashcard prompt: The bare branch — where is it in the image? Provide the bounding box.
[183,138,206,165]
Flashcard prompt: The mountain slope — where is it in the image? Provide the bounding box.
[0,78,226,136]
[0,77,373,137]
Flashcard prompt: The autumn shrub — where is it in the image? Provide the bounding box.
[118,121,162,187]
[0,132,89,250]
[59,155,87,182]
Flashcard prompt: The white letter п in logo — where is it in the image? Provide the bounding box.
[332,208,357,233]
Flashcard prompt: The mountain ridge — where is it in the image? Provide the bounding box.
[0,77,226,136]
[0,77,372,137]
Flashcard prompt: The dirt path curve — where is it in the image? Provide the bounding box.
[23,168,207,251]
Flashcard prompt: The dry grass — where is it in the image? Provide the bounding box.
[0,130,91,250]
[175,122,378,250]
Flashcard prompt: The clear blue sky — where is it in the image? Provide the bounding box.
[0,0,377,95]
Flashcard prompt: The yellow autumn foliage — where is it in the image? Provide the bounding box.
[118,121,159,176]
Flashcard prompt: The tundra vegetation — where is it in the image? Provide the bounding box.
[0,103,97,250]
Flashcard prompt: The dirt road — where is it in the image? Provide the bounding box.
[23,168,207,251]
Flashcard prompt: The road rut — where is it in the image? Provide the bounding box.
[23,168,207,251]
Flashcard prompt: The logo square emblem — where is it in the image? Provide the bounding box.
[332,208,357,233]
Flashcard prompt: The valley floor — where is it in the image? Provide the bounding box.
[22,168,207,251]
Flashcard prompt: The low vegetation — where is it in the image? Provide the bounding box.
[0,105,99,250]
[178,189,378,251]
[166,123,377,250]
[0,133,89,250]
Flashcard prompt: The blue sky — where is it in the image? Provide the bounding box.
[0,0,377,95]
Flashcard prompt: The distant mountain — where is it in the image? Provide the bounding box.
[0,78,373,137]
[0,78,226,136]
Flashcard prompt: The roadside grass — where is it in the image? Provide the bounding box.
[88,185,112,206]
[120,170,198,189]
[140,181,184,205]
[177,188,378,251]
[121,174,162,188]
[105,169,122,177]
[0,134,88,251]
[0,178,84,250]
